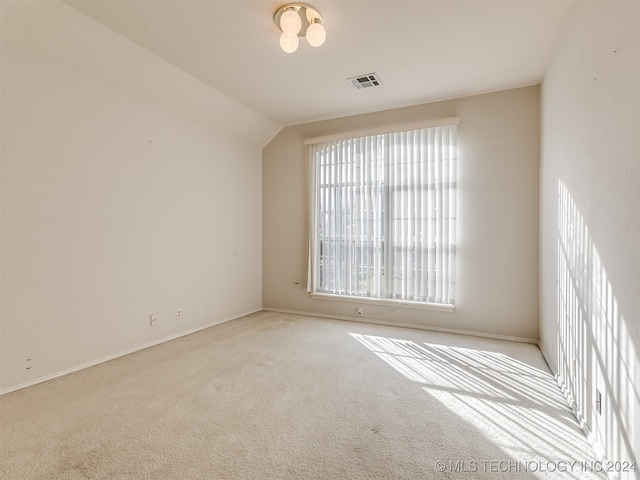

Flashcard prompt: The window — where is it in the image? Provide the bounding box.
[307,121,458,307]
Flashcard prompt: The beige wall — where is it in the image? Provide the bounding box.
[263,86,540,341]
[540,2,639,475]
[0,2,276,393]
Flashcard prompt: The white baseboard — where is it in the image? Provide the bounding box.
[0,308,261,396]
[262,307,539,344]
[538,340,612,479]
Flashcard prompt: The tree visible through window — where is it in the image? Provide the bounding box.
[308,122,457,306]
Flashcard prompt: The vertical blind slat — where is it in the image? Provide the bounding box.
[435,128,441,302]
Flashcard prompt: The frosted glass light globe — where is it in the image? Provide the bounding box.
[306,22,326,47]
[280,9,302,34]
[279,32,299,53]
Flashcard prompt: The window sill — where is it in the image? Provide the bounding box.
[309,292,455,313]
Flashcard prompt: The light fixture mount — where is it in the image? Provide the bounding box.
[274,3,326,53]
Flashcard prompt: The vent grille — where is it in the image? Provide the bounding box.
[347,73,382,89]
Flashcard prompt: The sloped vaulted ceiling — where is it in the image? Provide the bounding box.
[1,0,281,147]
[64,0,575,126]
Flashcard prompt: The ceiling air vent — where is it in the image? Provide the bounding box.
[347,73,382,89]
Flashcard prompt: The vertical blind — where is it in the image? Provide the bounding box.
[308,122,457,306]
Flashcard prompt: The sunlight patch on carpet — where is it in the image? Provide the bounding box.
[350,333,605,479]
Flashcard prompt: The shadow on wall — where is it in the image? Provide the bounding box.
[351,333,605,478]
[557,180,639,473]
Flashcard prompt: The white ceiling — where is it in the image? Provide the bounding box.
[65,0,575,126]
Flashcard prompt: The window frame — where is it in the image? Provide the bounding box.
[306,118,459,311]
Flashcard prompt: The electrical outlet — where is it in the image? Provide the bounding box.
[357,307,364,317]
[176,308,182,319]
[150,313,157,327]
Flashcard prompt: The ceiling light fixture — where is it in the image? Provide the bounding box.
[274,3,326,53]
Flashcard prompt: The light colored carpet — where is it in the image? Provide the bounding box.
[1,311,603,479]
